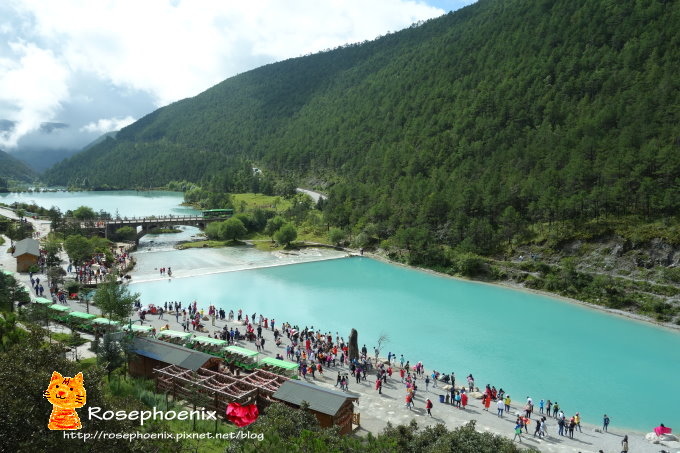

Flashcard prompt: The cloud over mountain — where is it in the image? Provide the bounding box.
[0,0,449,152]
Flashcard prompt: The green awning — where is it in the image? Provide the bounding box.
[48,304,70,312]
[261,357,298,370]
[91,317,120,326]
[124,324,153,332]
[68,311,97,320]
[192,336,227,346]
[158,330,192,339]
[35,297,53,305]
[226,345,259,358]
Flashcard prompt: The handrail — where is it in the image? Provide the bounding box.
[71,214,232,227]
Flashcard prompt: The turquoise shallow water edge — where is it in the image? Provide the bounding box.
[0,190,199,217]
[131,257,680,432]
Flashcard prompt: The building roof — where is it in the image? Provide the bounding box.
[273,380,359,416]
[12,238,40,258]
[132,337,214,371]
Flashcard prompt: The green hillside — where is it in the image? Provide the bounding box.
[46,0,680,253]
[0,150,37,187]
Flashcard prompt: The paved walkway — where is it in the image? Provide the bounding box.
[42,291,672,453]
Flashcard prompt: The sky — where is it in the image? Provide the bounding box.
[0,0,476,154]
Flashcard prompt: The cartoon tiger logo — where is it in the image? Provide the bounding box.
[44,371,86,430]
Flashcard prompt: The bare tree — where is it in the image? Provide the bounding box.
[375,333,390,363]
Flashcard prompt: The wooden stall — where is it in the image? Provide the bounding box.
[259,357,299,377]
[224,345,259,370]
[12,238,39,272]
[128,337,220,379]
[273,380,360,435]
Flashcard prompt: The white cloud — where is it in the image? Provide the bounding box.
[0,41,70,148]
[1,0,444,149]
[80,116,135,134]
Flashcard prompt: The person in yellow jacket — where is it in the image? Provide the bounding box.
[574,412,582,432]
[504,395,512,413]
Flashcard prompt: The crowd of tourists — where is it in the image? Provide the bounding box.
[137,300,635,447]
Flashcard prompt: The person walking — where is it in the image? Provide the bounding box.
[425,398,433,417]
[461,391,468,410]
[425,375,430,391]
[558,417,565,436]
[513,422,523,442]
[405,393,413,410]
[483,393,491,411]
[603,414,610,432]
[621,434,629,453]
[497,398,505,417]
[574,412,582,432]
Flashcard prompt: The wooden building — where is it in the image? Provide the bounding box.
[273,380,360,435]
[12,238,39,272]
[128,337,221,379]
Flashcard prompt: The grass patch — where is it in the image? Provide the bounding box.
[176,239,246,250]
[52,332,88,346]
[232,193,291,213]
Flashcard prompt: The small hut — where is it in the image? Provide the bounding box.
[273,380,360,434]
[12,238,39,272]
[128,337,221,379]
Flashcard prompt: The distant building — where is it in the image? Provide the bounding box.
[12,238,39,272]
[273,380,360,434]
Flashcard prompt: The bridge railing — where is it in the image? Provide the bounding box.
[70,214,231,228]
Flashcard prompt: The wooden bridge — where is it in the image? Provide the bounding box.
[82,214,230,242]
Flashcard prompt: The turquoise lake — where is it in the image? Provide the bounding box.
[6,190,677,431]
[0,190,199,218]
[131,257,680,432]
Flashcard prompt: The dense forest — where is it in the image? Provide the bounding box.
[45,0,680,257]
[0,150,36,187]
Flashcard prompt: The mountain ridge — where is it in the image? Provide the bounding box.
[44,0,680,252]
[0,149,37,184]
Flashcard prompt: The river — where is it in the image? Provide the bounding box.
[0,190,199,217]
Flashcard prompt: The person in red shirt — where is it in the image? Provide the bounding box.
[426,399,433,416]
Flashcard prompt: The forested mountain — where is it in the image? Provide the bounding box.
[46,0,680,254]
[0,150,36,185]
[10,148,80,173]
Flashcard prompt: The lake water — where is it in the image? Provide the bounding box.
[6,190,676,431]
[0,190,199,218]
[130,256,680,432]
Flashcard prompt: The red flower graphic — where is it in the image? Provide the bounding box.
[226,402,259,427]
